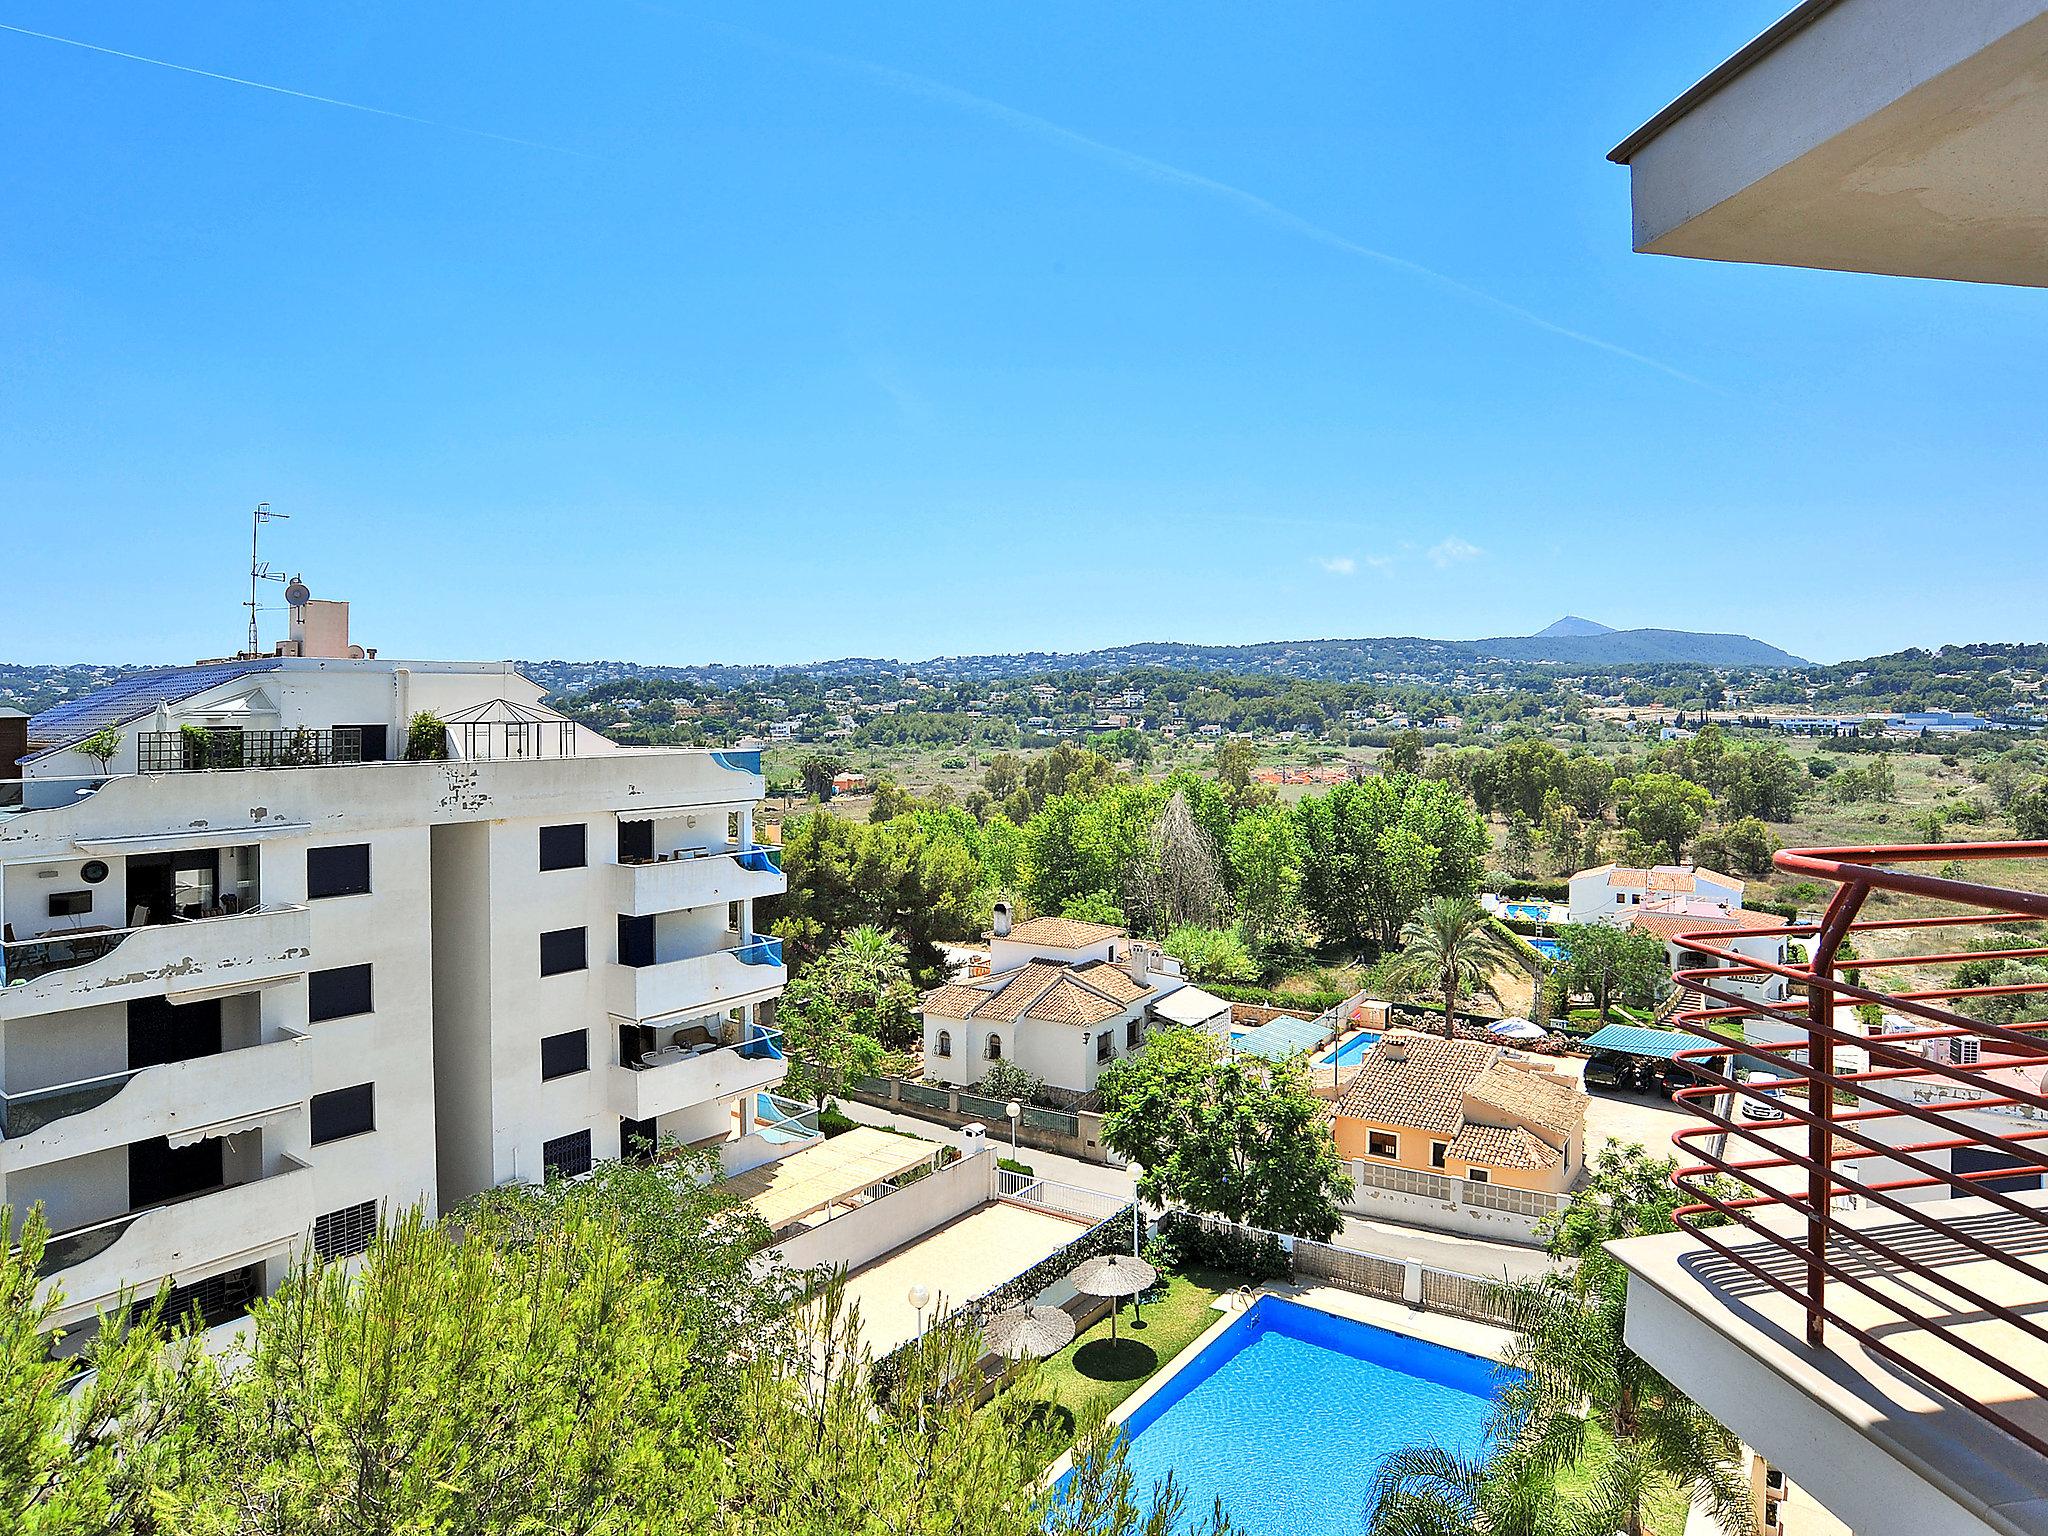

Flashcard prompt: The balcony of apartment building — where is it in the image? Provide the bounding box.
[1612,841,2048,1536]
[607,898,786,1024]
[19,1121,313,1329]
[1,989,308,1172]
[613,814,785,914]
[1,844,309,1020]
[608,1014,787,1123]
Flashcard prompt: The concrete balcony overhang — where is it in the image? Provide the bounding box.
[607,1043,787,1122]
[38,1156,315,1327]
[610,848,785,917]
[1612,1193,2048,1536]
[0,905,312,1020]
[1,1032,311,1172]
[606,947,785,1025]
[1609,0,2048,286]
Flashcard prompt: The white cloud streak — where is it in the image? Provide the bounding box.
[1318,555,1357,576]
[1428,536,1483,568]
[705,21,1709,388]
[0,20,592,157]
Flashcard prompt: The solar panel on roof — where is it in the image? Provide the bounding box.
[26,660,285,754]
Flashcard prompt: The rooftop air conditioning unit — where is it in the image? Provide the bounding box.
[1950,1036,1982,1067]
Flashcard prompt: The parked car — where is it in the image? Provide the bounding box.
[1741,1073,1791,1122]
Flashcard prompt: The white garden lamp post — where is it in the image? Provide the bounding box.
[1006,1099,1022,1161]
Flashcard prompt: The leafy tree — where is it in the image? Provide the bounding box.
[168,1209,712,1534]
[766,810,984,983]
[776,963,889,1107]
[1611,772,1712,863]
[1293,775,1491,951]
[1551,923,1667,1021]
[975,1058,1044,1105]
[1161,923,1259,985]
[1693,816,1778,877]
[1060,890,1126,926]
[1210,736,1258,799]
[1382,729,1426,775]
[1098,1029,1351,1239]
[457,1148,795,1425]
[1381,897,1526,1037]
[2013,780,2048,839]
[1502,813,1537,878]
[0,1210,207,1533]
[1226,805,1302,949]
[1368,1442,1620,1536]
[982,751,1025,802]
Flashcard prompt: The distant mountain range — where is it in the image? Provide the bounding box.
[509,618,1809,695]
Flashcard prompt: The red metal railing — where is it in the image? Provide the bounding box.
[1666,840,2048,1459]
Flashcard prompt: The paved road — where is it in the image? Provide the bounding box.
[832,1095,1559,1281]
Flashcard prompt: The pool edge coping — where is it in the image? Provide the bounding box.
[1037,1283,1518,1494]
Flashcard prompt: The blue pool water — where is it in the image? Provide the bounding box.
[1526,936,1560,961]
[1085,1297,1513,1536]
[1499,901,1552,921]
[1315,1032,1381,1068]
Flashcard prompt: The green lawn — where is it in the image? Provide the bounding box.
[1019,1266,1236,1435]
[1552,1422,1694,1536]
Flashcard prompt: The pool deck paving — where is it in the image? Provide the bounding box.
[840,1199,1091,1357]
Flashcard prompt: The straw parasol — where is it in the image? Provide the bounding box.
[1067,1253,1157,1341]
[982,1304,1077,1361]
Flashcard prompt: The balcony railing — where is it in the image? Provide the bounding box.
[1663,838,2048,1461]
[0,904,299,989]
[735,935,783,967]
[138,727,364,773]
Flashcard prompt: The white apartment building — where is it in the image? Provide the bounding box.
[0,592,790,1347]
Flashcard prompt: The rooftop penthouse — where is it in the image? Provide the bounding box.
[1,590,783,1346]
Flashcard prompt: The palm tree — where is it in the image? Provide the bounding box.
[1482,1177,1752,1536]
[832,924,909,993]
[1368,1443,1620,1536]
[1382,896,1524,1038]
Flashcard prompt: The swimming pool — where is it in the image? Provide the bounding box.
[1315,1031,1381,1068]
[1498,901,1554,922]
[1526,936,1560,961]
[1083,1297,1513,1536]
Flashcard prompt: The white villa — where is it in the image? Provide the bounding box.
[919,913,1189,1095]
[1566,861,1744,923]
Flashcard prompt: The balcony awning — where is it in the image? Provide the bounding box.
[166,1101,299,1148]
[74,822,312,856]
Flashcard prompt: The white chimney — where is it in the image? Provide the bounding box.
[1125,942,1151,985]
[960,1123,988,1157]
[992,901,1013,939]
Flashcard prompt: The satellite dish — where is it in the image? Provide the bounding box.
[284,578,311,607]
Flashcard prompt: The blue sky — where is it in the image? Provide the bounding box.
[3,3,2043,668]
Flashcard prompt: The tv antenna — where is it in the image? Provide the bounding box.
[246,502,289,656]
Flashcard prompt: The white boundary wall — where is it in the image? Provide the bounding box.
[766,1148,997,1274]
[1339,1159,1566,1246]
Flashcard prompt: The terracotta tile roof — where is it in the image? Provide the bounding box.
[1335,1032,1584,1174]
[1450,1123,1561,1170]
[1628,909,1785,943]
[1002,916,1126,950]
[1336,1034,1500,1136]
[921,958,1147,1028]
[1467,1061,1585,1140]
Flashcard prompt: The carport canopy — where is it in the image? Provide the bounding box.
[1582,1023,1699,1061]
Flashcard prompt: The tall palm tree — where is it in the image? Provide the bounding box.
[833,924,909,993]
[1382,896,1524,1038]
